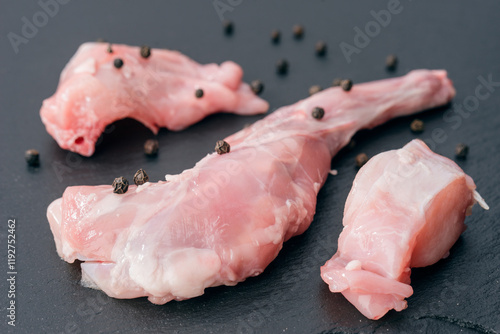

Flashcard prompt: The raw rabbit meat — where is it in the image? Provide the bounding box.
[320,139,489,320]
[47,70,455,304]
[40,42,269,156]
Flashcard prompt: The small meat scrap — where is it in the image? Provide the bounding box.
[321,139,488,320]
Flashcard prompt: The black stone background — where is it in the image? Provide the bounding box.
[1,1,499,333]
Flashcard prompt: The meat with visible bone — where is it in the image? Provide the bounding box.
[47,70,456,304]
[40,42,269,156]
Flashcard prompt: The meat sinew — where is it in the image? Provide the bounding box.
[321,139,489,320]
[47,70,455,304]
[40,42,269,156]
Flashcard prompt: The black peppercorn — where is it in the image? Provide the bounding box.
[276,59,289,75]
[386,54,398,71]
[315,41,327,56]
[271,29,281,43]
[106,43,113,53]
[250,80,264,95]
[140,45,151,58]
[133,169,149,185]
[293,24,304,39]
[309,85,322,96]
[355,153,369,168]
[215,140,230,155]
[341,79,353,92]
[112,177,129,194]
[144,139,159,156]
[455,143,469,159]
[25,149,39,166]
[223,20,234,35]
[311,107,325,120]
[348,140,356,151]
[410,119,424,133]
[195,88,204,98]
[113,58,123,69]
[332,78,342,87]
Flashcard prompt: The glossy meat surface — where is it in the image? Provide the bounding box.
[40,42,269,156]
[47,70,456,304]
[320,139,488,320]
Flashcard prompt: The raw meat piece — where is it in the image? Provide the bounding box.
[47,70,455,304]
[320,139,489,320]
[40,42,269,156]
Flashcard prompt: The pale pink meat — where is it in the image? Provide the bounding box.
[40,42,269,156]
[47,70,455,304]
[320,139,489,320]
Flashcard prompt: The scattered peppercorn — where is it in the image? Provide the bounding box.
[410,119,424,133]
[455,143,469,159]
[223,20,234,35]
[276,59,289,75]
[25,149,39,166]
[113,58,123,69]
[293,24,304,39]
[315,41,327,56]
[332,78,342,87]
[215,140,230,155]
[309,85,322,96]
[112,177,129,194]
[271,29,281,43]
[355,153,369,168]
[311,107,325,120]
[133,169,149,185]
[195,88,204,98]
[107,43,113,53]
[341,79,353,91]
[140,45,151,58]
[251,80,264,95]
[386,54,398,71]
[144,139,159,156]
[96,38,106,43]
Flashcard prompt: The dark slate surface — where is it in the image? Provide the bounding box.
[1,1,499,333]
